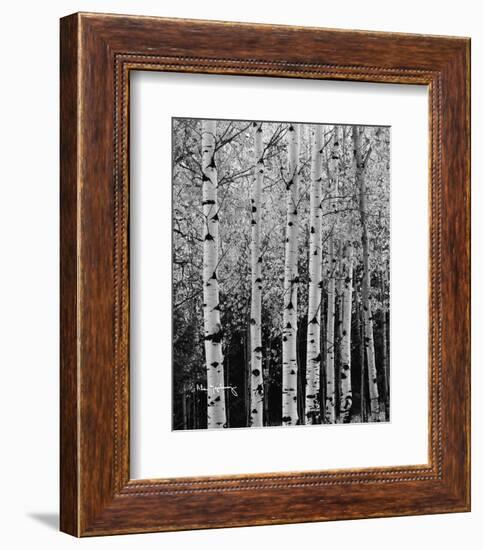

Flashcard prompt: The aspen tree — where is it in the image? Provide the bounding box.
[355,286,367,422]
[201,119,227,429]
[339,242,354,422]
[379,266,390,416]
[305,125,324,424]
[354,126,380,417]
[335,246,344,419]
[325,126,340,424]
[325,236,336,423]
[250,122,264,427]
[282,124,300,426]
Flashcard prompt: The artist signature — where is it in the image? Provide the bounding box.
[195,383,238,397]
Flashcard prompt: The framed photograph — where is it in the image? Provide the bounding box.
[60,12,470,536]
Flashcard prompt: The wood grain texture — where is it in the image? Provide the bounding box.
[59,12,471,537]
[59,13,79,536]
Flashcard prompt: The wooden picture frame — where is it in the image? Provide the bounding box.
[60,12,471,536]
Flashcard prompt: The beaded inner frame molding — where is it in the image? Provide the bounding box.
[60,13,470,536]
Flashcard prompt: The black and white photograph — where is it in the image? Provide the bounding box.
[172,118,390,430]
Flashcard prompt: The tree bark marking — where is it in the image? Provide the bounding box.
[305,125,323,424]
[339,242,354,422]
[201,119,227,429]
[354,126,380,418]
[250,122,264,427]
[282,124,300,426]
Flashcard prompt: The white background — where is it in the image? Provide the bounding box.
[0,1,480,548]
[131,73,428,478]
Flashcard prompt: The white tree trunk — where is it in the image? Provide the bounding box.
[282,124,300,426]
[201,119,227,429]
[324,126,340,423]
[339,242,354,422]
[335,245,344,420]
[354,126,380,417]
[305,125,324,424]
[250,122,264,427]
[380,267,390,409]
[356,288,366,422]
[364,298,379,416]
[325,235,336,423]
